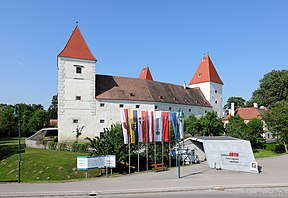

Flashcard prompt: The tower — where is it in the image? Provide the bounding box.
[57,26,97,142]
[188,55,224,117]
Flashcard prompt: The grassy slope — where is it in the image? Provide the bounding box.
[0,138,100,183]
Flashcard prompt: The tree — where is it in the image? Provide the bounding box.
[225,115,264,149]
[199,112,225,136]
[26,109,49,136]
[86,123,131,173]
[47,95,58,119]
[73,126,84,143]
[224,96,246,109]
[250,70,288,107]
[263,100,288,152]
[0,105,17,137]
[184,114,201,136]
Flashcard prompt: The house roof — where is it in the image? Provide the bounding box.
[139,66,153,80]
[96,74,211,107]
[189,55,223,85]
[58,26,96,61]
[222,107,267,121]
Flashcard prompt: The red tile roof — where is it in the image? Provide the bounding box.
[96,74,211,107]
[222,107,266,121]
[58,26,96,61]
[189,56,223,85]
[49,119,58,127]
[139,66,153,80]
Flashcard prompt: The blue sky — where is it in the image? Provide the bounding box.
[1,0,287,109]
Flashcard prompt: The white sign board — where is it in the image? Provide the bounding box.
[77,155,116,170]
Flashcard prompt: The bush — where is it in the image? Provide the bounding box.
[273,142,285,153]
[58,142,68,151]
[48,141,57,150]
[72,142,89,153]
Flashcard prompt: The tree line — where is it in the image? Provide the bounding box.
[0,95,57,137]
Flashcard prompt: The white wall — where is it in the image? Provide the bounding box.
[189,82,223,117]
[58,57,97,142]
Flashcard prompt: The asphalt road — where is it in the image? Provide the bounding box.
[1,155,288,197]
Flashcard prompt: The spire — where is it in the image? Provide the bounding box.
[189,55,223,85]
[139,66,153,80]
[58,25,96,61]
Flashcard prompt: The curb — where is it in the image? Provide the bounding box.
[1,183,288,197]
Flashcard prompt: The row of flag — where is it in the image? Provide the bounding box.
[120,108,184,144]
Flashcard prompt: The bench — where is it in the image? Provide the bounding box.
[151,163,167,172]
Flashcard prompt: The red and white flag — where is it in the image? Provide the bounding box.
[162,111,170,142]
[154,111,162,142]
[148,111,154,142]
[120,108,130,144]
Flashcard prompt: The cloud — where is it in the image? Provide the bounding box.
[13,60,29,68]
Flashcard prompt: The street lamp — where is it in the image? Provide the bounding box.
[13,105,21,183]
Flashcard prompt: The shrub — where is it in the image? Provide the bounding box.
[72,142,89,153]
[48,141,57,150]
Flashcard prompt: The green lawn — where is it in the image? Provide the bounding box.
[0,137,101,183]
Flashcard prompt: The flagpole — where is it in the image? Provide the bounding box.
[169,140,171,167]
[154,141,156,164]
[146,114,149,172]
[161,141,164,164]
[129,142,131,174]
[138,143,139,172]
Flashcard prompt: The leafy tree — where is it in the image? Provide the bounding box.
[224,96,246,109]
[263,100,288,152]
[86,123,131,173]
[199,112,225,136]
[184,114,201,136]
[0,105,17,137]
[73,126,84,143]
[246,119,264,149]
[225,115,264,149]
[47,95,58,119]
[250,70,288,107]
[225,115,248,139]
[26,109,49,136]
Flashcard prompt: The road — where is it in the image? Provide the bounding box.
[0,155,288,197]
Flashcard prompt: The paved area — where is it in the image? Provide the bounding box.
[0,155,288,197]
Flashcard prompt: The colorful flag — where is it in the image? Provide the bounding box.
[141,110,148,142]
[129,110,136,144]
[162,111,170,142]
[120,108,130,144]
[132,109,139,144]
[170,112,178,142]
[137,110,143,143]
[154,111,162,142]
[177,111,185,140]
[148,111,154,142]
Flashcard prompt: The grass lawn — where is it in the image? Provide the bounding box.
[0,137,101,183]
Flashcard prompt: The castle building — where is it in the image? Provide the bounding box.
[57,26,224,142]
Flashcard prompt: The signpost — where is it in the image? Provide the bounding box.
[77,155,116,170]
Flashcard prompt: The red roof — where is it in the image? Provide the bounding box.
[58,26,96,61]
[139,66,153,80]
[189,56,223,85]
[222,107,266,121]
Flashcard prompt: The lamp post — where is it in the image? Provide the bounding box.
[13,105,21,183]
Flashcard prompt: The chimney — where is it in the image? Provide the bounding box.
[253,103,258,108]
[183,81,187,89]
[231,102,235,116]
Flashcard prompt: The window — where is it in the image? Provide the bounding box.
[76,67,82,74]
[189,109,191,112]
[136,105,140,108]
[76,96,81,100]
[119,104,124,108]
[215,90,218,94]
[215,100,218,104]
[155,105,158,110]
[169,107,172,111]
[100,103,105,107]
[204,110,207,114]
[100,119,105,123]
[73,119,78,124]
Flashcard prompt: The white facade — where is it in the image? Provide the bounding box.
[189,82,223,117]
[58,57,97,142]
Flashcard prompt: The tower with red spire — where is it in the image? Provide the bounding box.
[57,25,97,142]
[188,55,224,117]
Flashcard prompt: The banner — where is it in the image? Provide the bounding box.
[177,111,184,140]
[148,111,154,142]
[154,111,162,142]
[162,111,170,142]
[120,108,130,144]
[170,112,178,142]
[137,110,143,143]
[141,110,148,142]
[129,110,136,144]
[132,109,139,144]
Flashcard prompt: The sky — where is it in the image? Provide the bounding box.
[0,0,287,109]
